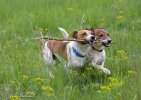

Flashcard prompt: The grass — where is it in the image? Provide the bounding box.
[0,0,141,99]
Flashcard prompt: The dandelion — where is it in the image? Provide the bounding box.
[116,15,124,20]
[9,96,21,100]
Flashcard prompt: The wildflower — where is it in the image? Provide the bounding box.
[26,91,35,96]
[9,96,21,100]
[22,75,29,81]
[100,86,111,91]
[34,77,45,84]
[116,15,124,20]
[41,86,54,97]
[41,86,54,92]
[108,77,124,87]
[116,50,128,61]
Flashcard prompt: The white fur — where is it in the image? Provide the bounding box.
[59,27,111,75]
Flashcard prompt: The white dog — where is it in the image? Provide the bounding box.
[59,28,111,75]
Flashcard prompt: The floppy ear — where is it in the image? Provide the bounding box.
[72,31,78,39]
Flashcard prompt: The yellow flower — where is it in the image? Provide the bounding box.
[22,75,29,80]
[9,96,21,100]
[116,50,128,61]
[100,86,111,91]
[116,15,124,20]
[34,77,45,83]
[26,91,35,96]
[41,86,54,92]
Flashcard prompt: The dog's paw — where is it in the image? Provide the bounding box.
[102,68,111,75]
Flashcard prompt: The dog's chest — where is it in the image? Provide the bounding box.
[88,49,106,64]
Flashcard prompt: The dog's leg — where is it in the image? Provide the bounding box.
[91,62,111,75]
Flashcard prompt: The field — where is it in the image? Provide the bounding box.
[0,0,141,99]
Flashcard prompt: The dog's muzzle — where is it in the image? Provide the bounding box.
[102,39,112,47]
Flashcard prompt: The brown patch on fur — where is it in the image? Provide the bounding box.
[93,28,109,41]
[47,40,68,59]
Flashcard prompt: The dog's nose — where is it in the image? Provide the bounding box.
[91,36,95,40]
[108,40,112,43]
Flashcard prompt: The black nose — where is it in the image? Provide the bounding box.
[108,40,112,43]
[91,36,95,40]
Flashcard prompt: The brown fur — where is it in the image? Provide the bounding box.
[47,40,68,59]
[93,28,109,41]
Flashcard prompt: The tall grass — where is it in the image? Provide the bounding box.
[0,0,141,99]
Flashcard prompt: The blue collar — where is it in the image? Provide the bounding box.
[72,47,86,58]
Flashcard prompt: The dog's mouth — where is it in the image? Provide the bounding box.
[102,42,110,47]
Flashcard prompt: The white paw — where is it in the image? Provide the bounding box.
[102,68,111,75]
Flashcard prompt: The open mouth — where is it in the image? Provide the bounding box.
[102,42,110,47]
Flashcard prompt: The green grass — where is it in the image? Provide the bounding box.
[0,0,141,99]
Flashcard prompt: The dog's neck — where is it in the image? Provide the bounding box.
[92,44,104,52]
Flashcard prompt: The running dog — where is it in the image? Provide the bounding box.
[38,29,95,77]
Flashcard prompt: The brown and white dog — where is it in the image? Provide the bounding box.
[39,29,95,77]
[87,28,111,74]
[59,28,112,75]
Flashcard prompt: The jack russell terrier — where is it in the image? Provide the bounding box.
[59,28,112,75]
[38,29,95,77]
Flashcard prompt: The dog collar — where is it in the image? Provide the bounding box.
[92,46,103,52]
[72,47,86,58]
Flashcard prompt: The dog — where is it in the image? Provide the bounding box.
[87,28,111,74]
[38,28,95,77]
[59,28,112,75]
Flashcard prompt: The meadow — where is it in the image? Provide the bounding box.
[0,0,141,99]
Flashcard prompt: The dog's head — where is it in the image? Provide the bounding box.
[72,29,95,44]
[92,28,112,49]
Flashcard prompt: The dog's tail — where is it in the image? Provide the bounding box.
[37,33,46,48]
[58,27,69,39]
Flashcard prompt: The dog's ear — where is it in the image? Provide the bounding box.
[72,31,78,39]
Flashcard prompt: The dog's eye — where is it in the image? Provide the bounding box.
[107,34,109,36]
[82,32,86,36]
[98,33,104,37]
